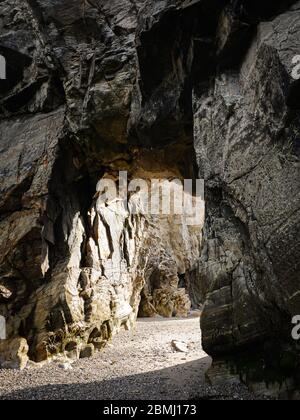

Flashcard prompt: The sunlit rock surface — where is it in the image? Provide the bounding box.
[0,0,203,366]
[0,0,300,396]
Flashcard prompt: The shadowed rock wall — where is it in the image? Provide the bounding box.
[0,0,203,367]
[0,0,299,395]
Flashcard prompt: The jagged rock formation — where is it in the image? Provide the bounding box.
[194,2,300,394]
[138,211,203,318]
[0,0,300,395]
[0,0,203,367]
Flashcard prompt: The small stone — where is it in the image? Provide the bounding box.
[65,341,80,360]
[65,341,77,352]
[93,338,107,351]
[80,344,95,359]
[58,362,73,371]
[171,340,189,353]
[0,337,29,370]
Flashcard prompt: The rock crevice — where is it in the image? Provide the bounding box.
[0,0,299,396]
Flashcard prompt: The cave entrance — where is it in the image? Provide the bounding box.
[138,265,203,320]
[134,181,205,321]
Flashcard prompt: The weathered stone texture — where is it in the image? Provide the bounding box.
[0,0,203,367]
[195,1,300,391]
[0,0,299,394]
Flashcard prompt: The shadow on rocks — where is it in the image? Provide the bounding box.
[0,357,265,401]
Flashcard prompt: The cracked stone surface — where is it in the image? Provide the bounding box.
[195,2,300,392]
[0,0,203,368]
[0,0,300,396]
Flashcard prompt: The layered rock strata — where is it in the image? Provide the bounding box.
[0,0,299,396]
[0,0,203,367]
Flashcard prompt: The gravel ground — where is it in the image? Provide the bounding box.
[0,316,264,400]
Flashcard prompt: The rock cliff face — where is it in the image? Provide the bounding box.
[0,0,300,392]
[194,2,300,392]
[0,0,203,366]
